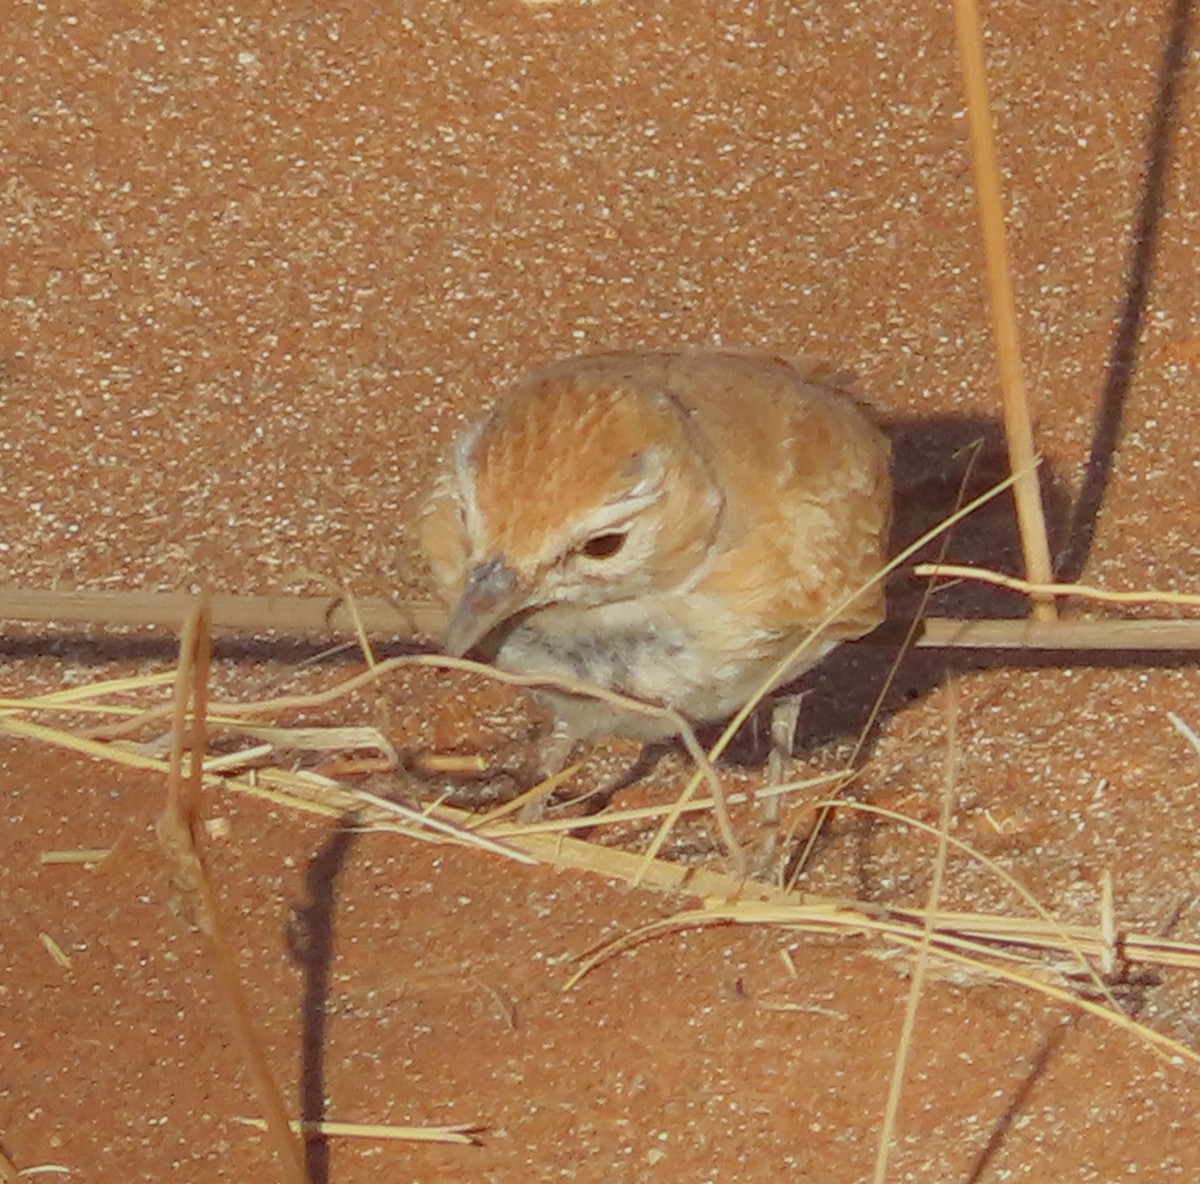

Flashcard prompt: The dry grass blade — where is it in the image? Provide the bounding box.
[691,900,1200,976]
[459,808,797,903]
[77,656,417,740]
[708,468,1022,768]
[38,933,72,970]
[468,763,586,829]
[1168,713,1200,757]
[39,848,112,865]
[231,769,361,817]
[0,671,176,709]
[0,714,341,790]
[410,751,490,775]
[77,651,743,873]
[0,1146,70,1181]
[0,715,180,772]
[232,1117,484,1146]
[6,598,1197,1078]
[338,584,380,670]
[788,438,986,886]
[0,585,444,637]
[348,788,539,864]
[563,897,1200,1067]
[480,771,846,838]
[7,583,1200,657]
[560,770,1200,1070]
[820,799,1125,1009]
[234,724,399,765]
[883,934,1200,1067]
[412,659,744,878]
[915,563,1200,609]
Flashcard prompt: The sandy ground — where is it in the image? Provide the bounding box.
[2,1,1199,1181]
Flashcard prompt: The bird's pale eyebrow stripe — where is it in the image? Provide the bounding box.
[453,417,487,548]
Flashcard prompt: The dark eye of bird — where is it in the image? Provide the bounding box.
[580,532,627,560]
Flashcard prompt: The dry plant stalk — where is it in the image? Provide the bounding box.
[155,596,310,1184]
[917,616,1200,650]
[0,585,443,637]
[1170,712,1200,758]
[952,0,1057,621]
[560,760,1200,1074]
[60,649,741,871]
[7,585,1200,650]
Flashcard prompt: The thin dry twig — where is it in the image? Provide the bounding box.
[69,651,742,873]
[7,585,1200,652]
[349,788,539,865]
[819,799,1126,1011]
[39,847,112,865]
[7,645,1200,1081]
[916,563,1200,609]
[563,897,1200,1066]
[477,771,846,838]
[7,593,1199,1008]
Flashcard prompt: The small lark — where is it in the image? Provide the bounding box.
[420,347,892,774]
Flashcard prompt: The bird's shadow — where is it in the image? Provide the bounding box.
[710,411,1038,770]
[793,409,1061,757]
[785,408,1197,768]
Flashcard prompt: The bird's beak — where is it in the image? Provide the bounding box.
[443,555,524,657]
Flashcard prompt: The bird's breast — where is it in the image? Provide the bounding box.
[495,601,694,702]
[485,596,824,739]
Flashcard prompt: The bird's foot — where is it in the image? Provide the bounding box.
[751,694,803,879]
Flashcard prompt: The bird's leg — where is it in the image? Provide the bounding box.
[514,718,579,822]
[519,730,674,825]
[753,693,803,877]
[549,740,672,813]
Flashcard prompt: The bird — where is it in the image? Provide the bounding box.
[418,347,893,780]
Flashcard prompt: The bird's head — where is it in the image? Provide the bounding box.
[422,367,725,657]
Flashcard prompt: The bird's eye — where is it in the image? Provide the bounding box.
[580,532,627,560]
